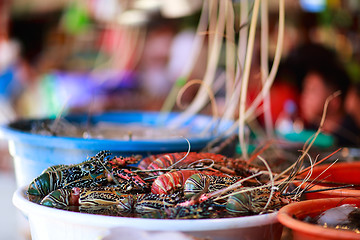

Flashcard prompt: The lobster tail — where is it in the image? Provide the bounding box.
[40,188,77,208]
[151,170,200,194]
[28,171,62,196]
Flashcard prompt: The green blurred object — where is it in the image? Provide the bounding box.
[62,2,90,34]
[235,130,334,156]
[175,76,188,87]
[235,144,256,155]
[161,76,188,112]
[281,130,334,148]
[39,74,64,118]
[346,61,360,83]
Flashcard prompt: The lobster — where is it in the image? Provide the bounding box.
[28,151,147,197]
[134,192,184,213]
[183,173,242,199]
[141,199,225,219]
[40,186,184,214]
[78,204,132,217]
[31,144,327,219]
[138,152,262,177]
[40,186,134,211]
[151,170,200,195]
[175,151,307,215]
[139,152,226,170]
[225,187,296,216]
[40,187,133,210]
[150,170,231,195]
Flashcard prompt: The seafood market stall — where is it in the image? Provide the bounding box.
[1,0,360,240]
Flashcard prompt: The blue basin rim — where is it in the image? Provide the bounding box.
[0,111,233,152]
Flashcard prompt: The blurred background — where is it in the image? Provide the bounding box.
[0,0,358,119]
[0,0,360,239]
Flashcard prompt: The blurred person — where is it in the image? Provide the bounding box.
[137,18,177,99]
[290,43,360,147]
[135,15,207,111]
[246,29,300,132]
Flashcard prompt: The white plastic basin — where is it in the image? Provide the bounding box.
[13,187,282,240]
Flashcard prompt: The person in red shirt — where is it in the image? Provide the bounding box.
[286,43,360,147]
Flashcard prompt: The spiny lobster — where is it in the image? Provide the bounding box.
[40,186,185,214]
[138,151,262,177]
[27,151,148,197]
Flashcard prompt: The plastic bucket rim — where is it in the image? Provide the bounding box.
[13,186,279,231]
[296,161,360,198]
[278,197,360,239]
[0,111,235,151]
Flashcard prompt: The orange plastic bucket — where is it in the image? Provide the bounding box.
[278,197,360,240]
[297,161,360,199]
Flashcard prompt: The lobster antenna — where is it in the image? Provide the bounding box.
[296,91,341,166]
[293,174,333,197]
[160,0,209,114]
[238,0,260,160]
[277,152,306,193]
[243,0,285,121]
[215,181,272,201]
[299,159,339,197]
[176,79,220,136]
[187,158,215,170]
[284,148,341,199]
[211,172,263,201]
[282,184,355,196]
[137,158,217,177]
[273,148,341,184]
[83,95,95,138]
[273,92,341,183]
[61,152,106,169]
[202,134,238,154]
[96,154,122,186]
[257,155,274,211]
[297,148,341,175]
[247,139,274,164]
[52,96,70,135]
[168,137,191,169]
[291,151,315,198]
[260,0,273,138]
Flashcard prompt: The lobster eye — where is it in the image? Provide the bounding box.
[81,163,93,172]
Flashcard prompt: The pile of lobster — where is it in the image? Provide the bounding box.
[27,150,299,219]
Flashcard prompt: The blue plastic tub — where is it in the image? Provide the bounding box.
[0,111,233,187]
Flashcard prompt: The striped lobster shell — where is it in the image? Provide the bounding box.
[40,186,184,214]
[40,186,134,212]
[225,188,295,215]
[28,151,147,197]
[138,152,261,177]
[151,170,200,195]
[183,173,241,199]
[139,152,226,171]
[134,193,183,213]
[151,170,229,195]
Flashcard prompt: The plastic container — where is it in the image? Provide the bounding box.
[297,161,360,199]
[278,197,360,240]
[0,111,233,187]
[280,130,334,148]
[13,186,283,240]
